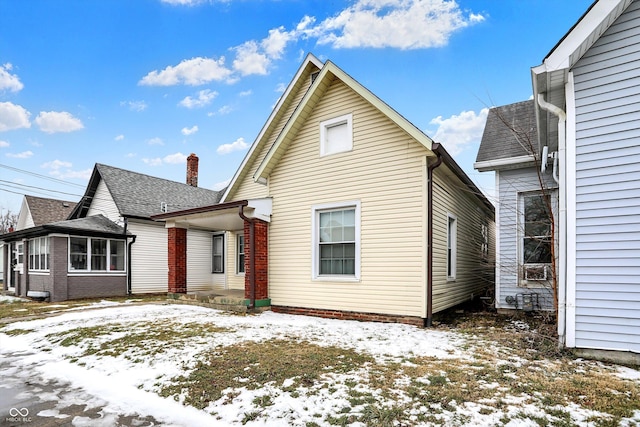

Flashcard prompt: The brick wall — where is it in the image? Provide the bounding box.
[168,227,187,293]
[271,306,424,327]
[243,219,268,301]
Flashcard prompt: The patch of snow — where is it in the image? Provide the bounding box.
[0,295,29,303]
[616,365,640,380]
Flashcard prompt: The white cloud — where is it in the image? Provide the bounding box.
[139,57,233,86]
[307,0,486,49]
[0,63,23,93]
[163,152,188,164]
[0,102,31,131]
[120,100,148,112]
[181,125,198,136]
[52,168,92,180]
[160,0,204,5]
[142,157,163,166]
[275,83,287,93]
[212,178,231,191]
[217,137,248,155]
[232,26,296,77]
[42,159,72,170]
[0,140,9,148]
[6,150,33,159]
[125,152,136,158]
[239,90,252,97]
[115,134,125,141]
[142,152,188,166]
[147,137,164,146]
[179,89,217,108]
[216,105,233,115]
[429,108,489,156]
[35,111,84,134]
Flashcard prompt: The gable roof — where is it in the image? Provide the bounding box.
[221,53,324,202]
[70,163,224,220]
[253,59,435,183]
[475,100,539,171]
[25,195,77,225]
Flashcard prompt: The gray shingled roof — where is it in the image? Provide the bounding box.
[49,214,128,235]
[25,195,77,225]
[72,164,225,220]
[476,100,538,164]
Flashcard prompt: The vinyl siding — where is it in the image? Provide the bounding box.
[431,166,495,313]
[225,231,245,291]
[186,229,213,291]
[231,71,315,201]
[87,179,120,221]
[127,220,168,293]
[571,1,640,353]
[495,167,556,310]
[266,78,428,317]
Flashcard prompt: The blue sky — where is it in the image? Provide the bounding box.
[1,0,593,214]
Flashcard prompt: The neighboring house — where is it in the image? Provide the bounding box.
[476,0,640,362]
[67,157,224,294]
[1,156,224,301]
[153,54,495,326]
[2,196,77,296]
[16,195,77,231]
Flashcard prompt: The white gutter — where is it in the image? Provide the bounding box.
[536,93,567,347]
[473,154,536,172]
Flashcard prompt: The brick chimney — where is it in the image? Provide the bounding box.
[186,153,198,187]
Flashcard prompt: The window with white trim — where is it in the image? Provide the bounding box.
[313,202,360,280]
[320,113,353,156]
[212,234,224,273]
[447,214,457,280]
[29,237,49,271]
[69,237,125,272]
[236,234,245,274]
[520,192,552,281]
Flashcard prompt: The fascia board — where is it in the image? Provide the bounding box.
[221,53,324,202]
[253,61,434,183]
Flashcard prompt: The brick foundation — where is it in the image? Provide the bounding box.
[168,227,187,293]
[244,219,268,301]
[271,306,424,327]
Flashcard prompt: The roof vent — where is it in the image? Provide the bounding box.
[161,202,168,213]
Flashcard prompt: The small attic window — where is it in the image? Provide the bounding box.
[320,113,353,157]
[310,71,320,84]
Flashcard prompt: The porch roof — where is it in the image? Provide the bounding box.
[150,198,272,231]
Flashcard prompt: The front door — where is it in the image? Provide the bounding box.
[8,242,23,292]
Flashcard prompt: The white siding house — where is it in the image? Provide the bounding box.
[477,0,640,363]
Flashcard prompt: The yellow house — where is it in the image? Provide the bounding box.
[154,54,495,326]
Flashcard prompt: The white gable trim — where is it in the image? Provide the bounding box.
[220,53,324,202]
[537,0,632,73]
[253,60,434,183]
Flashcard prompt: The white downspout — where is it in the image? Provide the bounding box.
[537,93,567,347]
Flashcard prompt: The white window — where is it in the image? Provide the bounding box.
[312,201,360,280]
[236,234,245,274]
[320,113,353,156]
[212,234,224,273]
[69,237,125,272]
[520,192,552,282]
[447,214,457,280]
[29,237,49,271]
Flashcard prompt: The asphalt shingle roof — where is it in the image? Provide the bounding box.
[476,100,539,164]
[91,164,224,219]
[49,214,128,235]
[25,195,77,226]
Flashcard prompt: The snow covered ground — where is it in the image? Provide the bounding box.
[1,302,639,426]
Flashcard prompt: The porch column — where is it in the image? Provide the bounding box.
[167,226,187,294]
[243,219,269,303]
